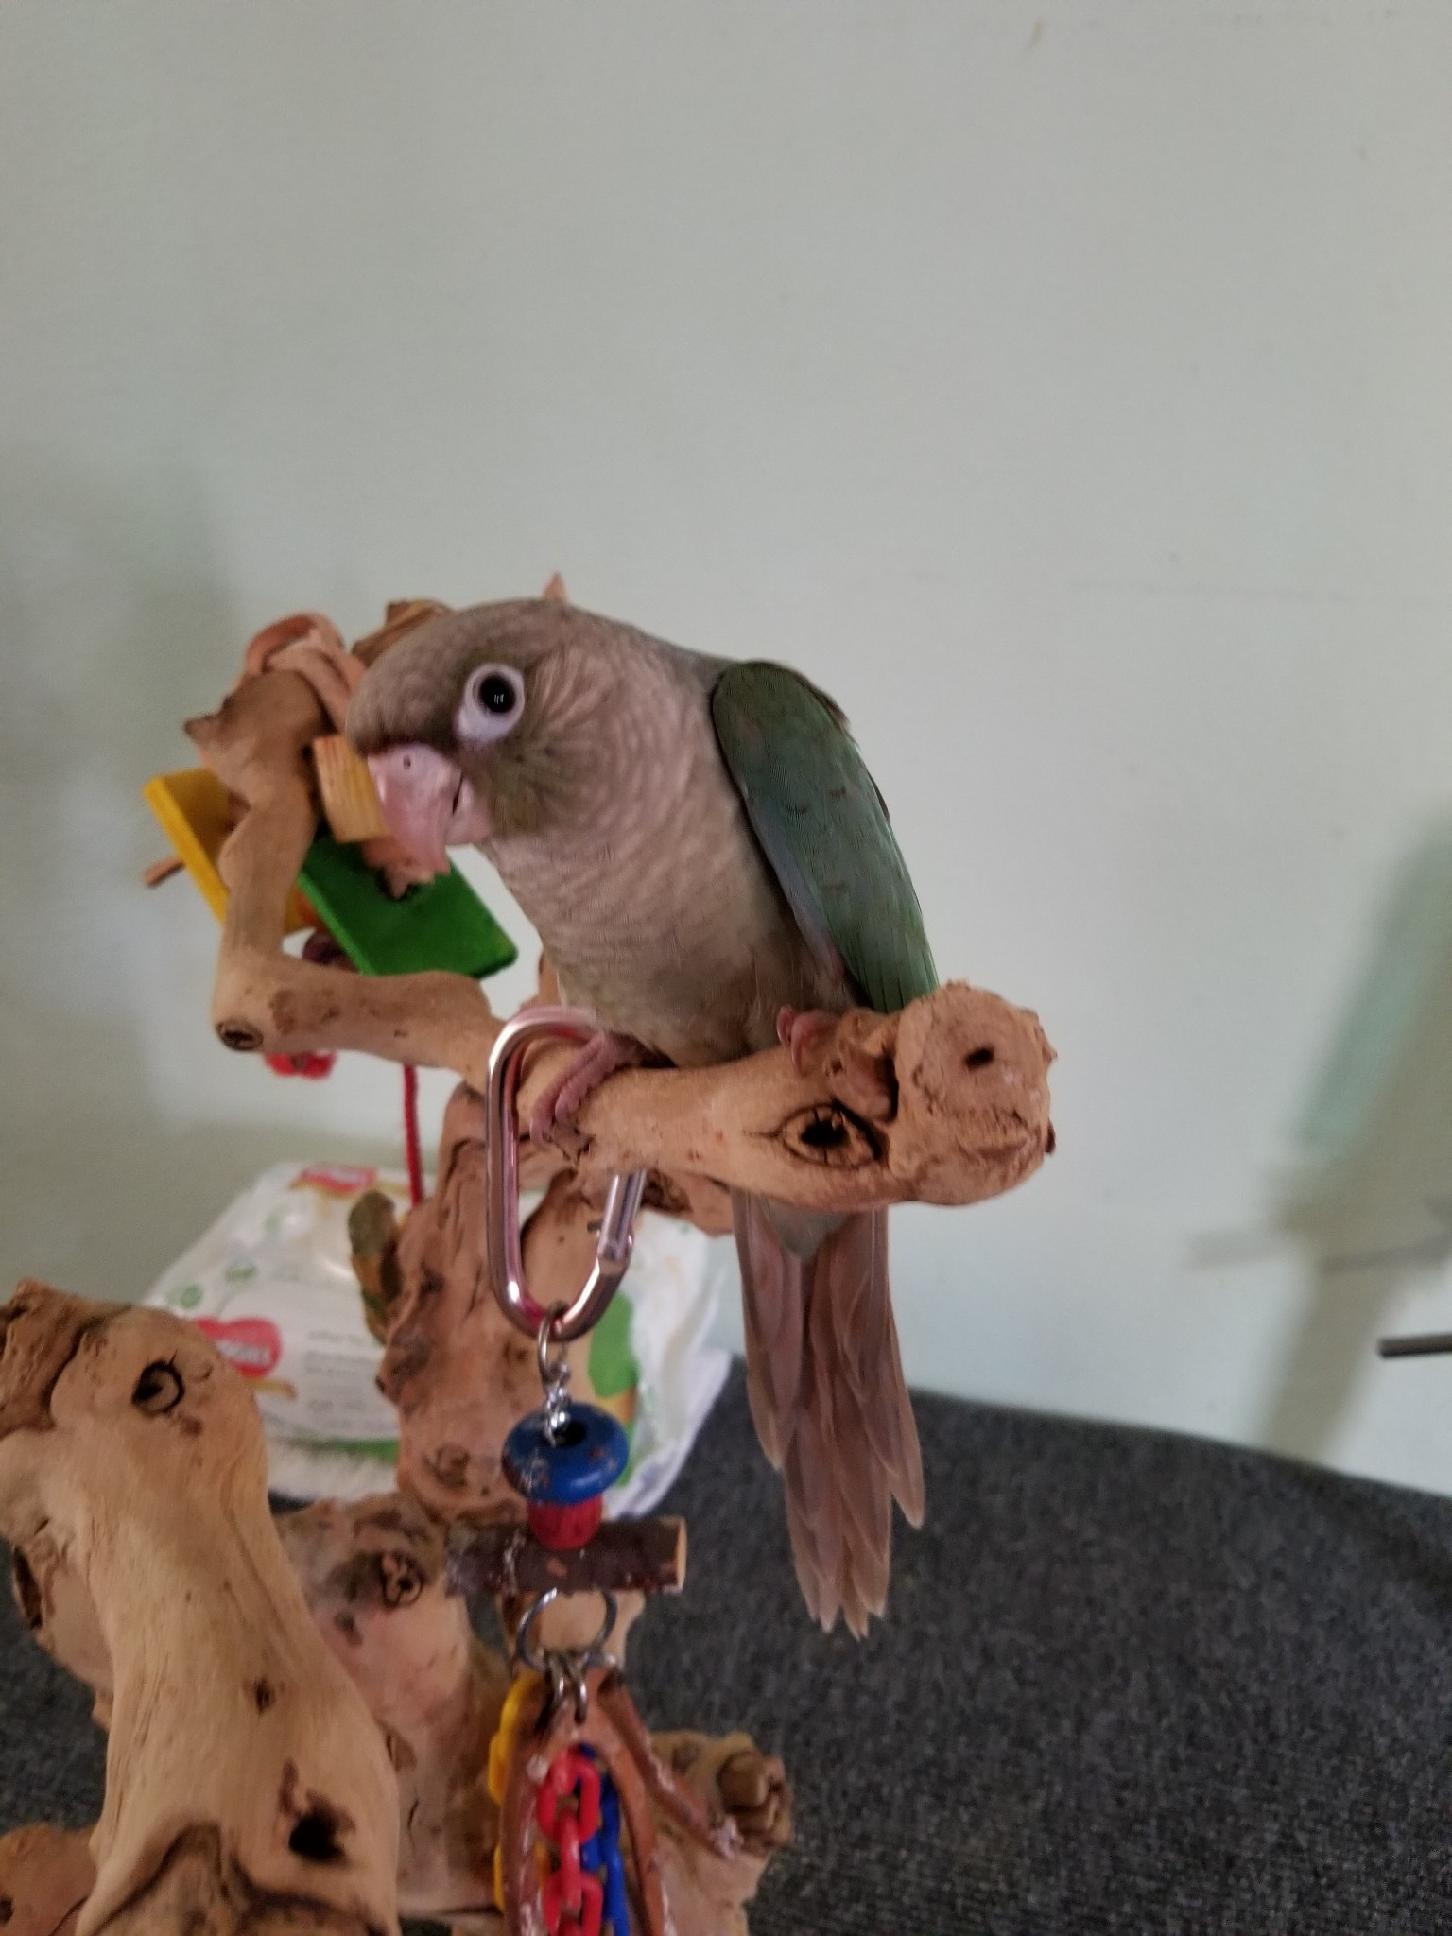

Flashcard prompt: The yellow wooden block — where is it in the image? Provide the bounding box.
[313,734,388,842]
[142,768,313,932]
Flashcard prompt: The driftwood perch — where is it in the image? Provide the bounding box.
[0,592,1055,1932]
[0,1298,788,1936]
[0,1283,401,1935]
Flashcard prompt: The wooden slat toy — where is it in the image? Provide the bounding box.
[297,835,516,979]
[142,769,314,932]
[312,734,389,843]
[144,772,517,981]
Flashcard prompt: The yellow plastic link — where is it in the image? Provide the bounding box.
[488,1669,545,1804]
[487,1669,546,1912]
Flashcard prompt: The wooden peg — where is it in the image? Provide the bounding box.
[445,1515,687,1602]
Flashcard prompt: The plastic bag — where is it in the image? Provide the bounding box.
[144,1161,731,1509]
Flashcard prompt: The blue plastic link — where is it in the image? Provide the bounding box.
[579,1748,630,1936]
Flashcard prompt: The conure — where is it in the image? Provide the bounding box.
[349,599,936,1633]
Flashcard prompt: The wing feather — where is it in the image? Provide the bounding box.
[711,662,937,1013]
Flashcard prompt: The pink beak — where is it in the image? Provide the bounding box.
[367,744,464,878]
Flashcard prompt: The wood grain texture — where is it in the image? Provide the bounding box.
[0,1285,400,1936]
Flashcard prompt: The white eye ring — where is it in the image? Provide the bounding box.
[456,664,525,745]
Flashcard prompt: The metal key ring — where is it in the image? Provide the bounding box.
[514,1586,618,1674]
[485,1008,648,1343]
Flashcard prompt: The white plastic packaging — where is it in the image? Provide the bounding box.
[145,1161,731,1509]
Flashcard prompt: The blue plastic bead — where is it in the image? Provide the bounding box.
[502,1402,630,1505]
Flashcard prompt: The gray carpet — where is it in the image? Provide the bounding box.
[4,1369,1452,1933]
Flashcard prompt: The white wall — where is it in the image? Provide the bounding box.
[5,1,1452,1490]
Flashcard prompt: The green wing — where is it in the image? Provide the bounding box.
[711,662,937,1014]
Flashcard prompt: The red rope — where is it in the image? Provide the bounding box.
[403,1064,424,1206]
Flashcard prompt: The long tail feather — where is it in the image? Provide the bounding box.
[734,1193,804,1470]
[732,1192,924,1635]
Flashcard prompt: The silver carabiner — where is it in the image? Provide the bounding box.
[485,1008,648,1342]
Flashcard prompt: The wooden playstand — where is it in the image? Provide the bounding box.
[0,594,1055,1933]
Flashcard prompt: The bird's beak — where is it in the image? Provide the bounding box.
[367,744,487,877]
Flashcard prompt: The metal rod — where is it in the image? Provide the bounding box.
[1377,1332,1452,1359]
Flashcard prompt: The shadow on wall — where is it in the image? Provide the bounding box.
[1255,824,1452,1463]
[0,455,386,1297]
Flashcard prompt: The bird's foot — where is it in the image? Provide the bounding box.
[776,1006,840,1077]
[778,1005,899,1121]
[527,1030,651,1148]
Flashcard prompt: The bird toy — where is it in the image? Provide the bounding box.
[466,1011,731,1936]
[143,612,517,1206]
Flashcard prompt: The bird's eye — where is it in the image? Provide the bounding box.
[476,672,515,714]
[456,664,525,744]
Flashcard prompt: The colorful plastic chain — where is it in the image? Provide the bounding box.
[538,1746,604,1935]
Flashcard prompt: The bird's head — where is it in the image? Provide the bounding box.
[347,599,609,872]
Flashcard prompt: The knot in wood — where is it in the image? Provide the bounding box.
[10,1550,42,1632]
[131,1359,185,1414]
[377,1551,425,1609]
[216,1020,263,1052]
[779,1103,880,1169]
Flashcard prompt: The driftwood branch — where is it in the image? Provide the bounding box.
[278,1493,784,1933]
[0,1824,94,1936]
[275,1492,504,1926]
[181,611,1054,1216]
[0,1283,401,1936]
[0,1298,789,1936]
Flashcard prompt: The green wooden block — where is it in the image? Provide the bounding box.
[298,834,517,980]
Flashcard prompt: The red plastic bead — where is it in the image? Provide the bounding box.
[264,1049,337,1080]
[526,1497,605,1551]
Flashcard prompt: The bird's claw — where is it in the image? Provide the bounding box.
[776,1006,840,1077]
[777,1005,899,1120]
[526,1030,650,1148]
